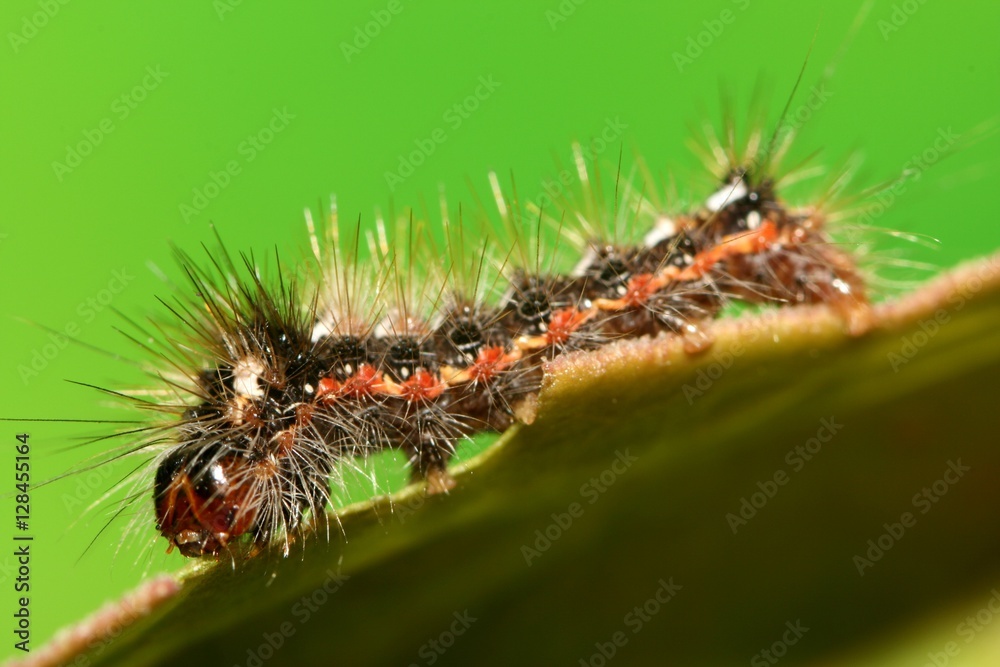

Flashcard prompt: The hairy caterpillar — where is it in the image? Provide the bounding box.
[13,58,934,572]
[102,86,875,559]
[4,3,998,665]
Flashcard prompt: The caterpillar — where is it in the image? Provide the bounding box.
[122,102,873,559]
[4,2,996,664]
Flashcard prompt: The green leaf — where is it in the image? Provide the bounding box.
[26,254,1000,667]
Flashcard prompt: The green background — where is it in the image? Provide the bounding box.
[0,0,997,658]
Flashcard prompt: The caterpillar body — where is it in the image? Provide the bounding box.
[137,121,871,558]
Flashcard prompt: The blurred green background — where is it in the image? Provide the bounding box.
[0,0,997,658]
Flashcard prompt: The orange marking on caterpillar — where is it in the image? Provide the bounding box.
[398,369,447,401]
[546,307,591,345]
[471,345,519,381]
[515,308,598,351]
[440,345,521,385]
[341,364,387,398]
[315,377,342,403]
[679,221,779,280]
[593,274,668,312]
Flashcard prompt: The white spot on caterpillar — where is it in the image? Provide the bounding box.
[311,320,334,342]
[706,179,747,212]
[572,247,598,278]
[643,216,678,248]
[831,278,851,295]
[373,319,392,339]
[746,210,762,230]
[209,463,227,486]
[233,357,265,397]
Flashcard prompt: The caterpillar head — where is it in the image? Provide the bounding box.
[154,446,258,557]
